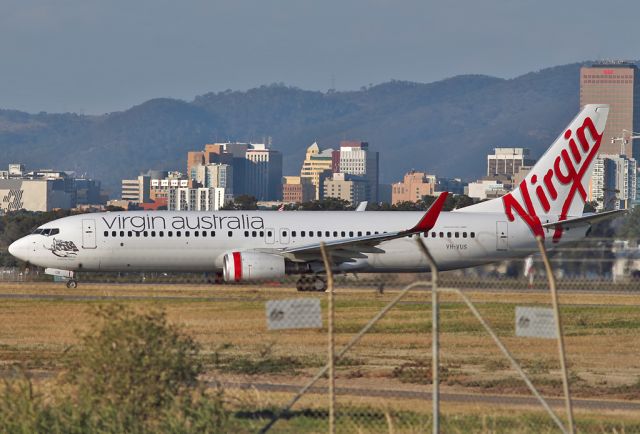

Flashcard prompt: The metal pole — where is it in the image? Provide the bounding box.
[320,243,336,434]
[536,236,575,434]
[259,280,432,434]
[416,238,439,434]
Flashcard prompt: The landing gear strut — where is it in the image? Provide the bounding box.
[296,275,327,292]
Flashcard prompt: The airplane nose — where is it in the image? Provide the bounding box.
[8,239,26,261]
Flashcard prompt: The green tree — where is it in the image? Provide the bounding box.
[221,195,258,210]
[298,198,352,210]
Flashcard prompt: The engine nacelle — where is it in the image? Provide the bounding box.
[223,251,286,282]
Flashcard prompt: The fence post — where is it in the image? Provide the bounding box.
[536,236,575,434]
[416,238,439,434]
[320,242,336,434]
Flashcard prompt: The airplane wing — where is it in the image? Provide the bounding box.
[268,192,448,263]
[541,209,627,230]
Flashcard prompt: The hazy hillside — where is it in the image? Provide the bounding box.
[0,62,588,194]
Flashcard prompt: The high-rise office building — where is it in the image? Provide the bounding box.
[245,144,282,201]
[487,148,535,177]
[337,141,379,202]
[580,62,640,158]
[300,142,334,200]
[323,173,368,205]
[590,154,637,210]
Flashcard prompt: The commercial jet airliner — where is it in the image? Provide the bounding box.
[8,104,624,291]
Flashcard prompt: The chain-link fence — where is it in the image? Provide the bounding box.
[1,237,640,432]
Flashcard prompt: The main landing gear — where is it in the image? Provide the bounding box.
[296,275,327,292]
[66,279,78,289]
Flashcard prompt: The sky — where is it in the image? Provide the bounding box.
[2,0,639,114]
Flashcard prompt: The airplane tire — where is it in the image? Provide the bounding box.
[296,278,307,292]
[312,277,327,292]
[66,279,78,289]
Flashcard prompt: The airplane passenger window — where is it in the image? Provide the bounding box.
[228,231,233,237]
[201,231,206,237]
[366,231,371,236]
[292,231,297,237]
[112,231,117,237]
[374,231,379,235]
[244,231,249,237]
[470,232,476,238]
[176,231,181,237]
[439,232,444,238]
[120,231,125,237]
[432,232,436,238]
[341,231,346,237]
[333,231,338,237]
[455,232,459,238]
[301,231,306,237]
[211,231,216,237]
[159,231,164,237]
[267,231,272,237]
[357,231,362,237]
[283,231,288,237]
[151,231,156,237]
[104,231,109,237]
[259,231,264,237]
[185,231,190,237]
[447,232,451,238]
[349,231,354,237]
[128,231,132,237]
[463,232,467,238]
[168,231,173,237]
[136,232,141,237]
[252,231,257,237]
[194,231,199,237]
[317,231,322,237]
[325,231,329,237]
[143,231,148,237]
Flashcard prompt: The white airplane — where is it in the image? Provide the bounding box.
[9,104,624,291]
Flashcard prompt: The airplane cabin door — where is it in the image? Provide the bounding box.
[265,228,275,244]
[82,219,97,249]
[496,221,508,251]
[279,228,290,245]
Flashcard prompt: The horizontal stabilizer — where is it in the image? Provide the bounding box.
[541,209,627,230]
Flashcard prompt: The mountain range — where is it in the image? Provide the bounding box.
[0,62,597,195]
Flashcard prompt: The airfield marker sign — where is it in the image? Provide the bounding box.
[266,298,322,330]
[516,306,557,339]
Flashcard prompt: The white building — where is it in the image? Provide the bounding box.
[168,187,232,211]
[590,154,637,210]
[466,180,509,200]
[337,141,379,202]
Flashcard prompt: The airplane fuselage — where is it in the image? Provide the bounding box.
[9,210,586,274]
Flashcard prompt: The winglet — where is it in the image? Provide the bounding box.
[410,192,448,233]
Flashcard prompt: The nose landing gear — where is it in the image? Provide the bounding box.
[296,275,327,292]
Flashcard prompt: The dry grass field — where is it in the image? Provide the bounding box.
[1,280,640,432]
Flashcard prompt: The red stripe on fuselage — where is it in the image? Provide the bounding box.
[232,251,242,281]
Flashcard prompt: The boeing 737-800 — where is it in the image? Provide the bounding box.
[8,104,624,291]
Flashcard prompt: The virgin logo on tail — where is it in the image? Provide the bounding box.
[502,117,603,242]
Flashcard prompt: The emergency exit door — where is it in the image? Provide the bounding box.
[82,219,97,249]
[496,221,508,251]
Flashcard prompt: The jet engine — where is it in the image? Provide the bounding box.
[223,251,286,282]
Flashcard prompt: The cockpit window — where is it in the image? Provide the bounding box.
[39,228,60,236]
[32,228,44,235]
